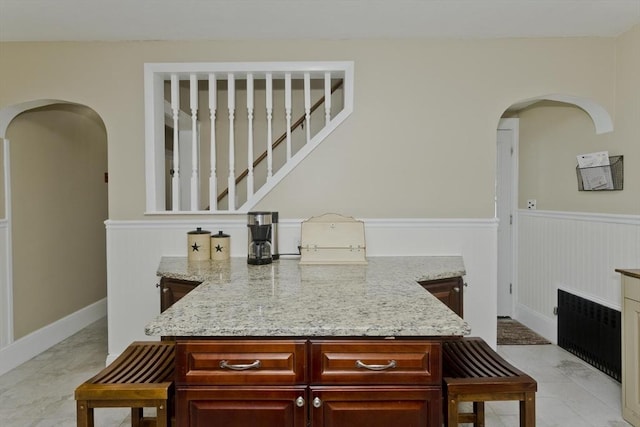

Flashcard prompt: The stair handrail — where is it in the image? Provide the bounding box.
[217,79,344,202]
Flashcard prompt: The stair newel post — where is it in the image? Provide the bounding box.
[208,73,217,211]
[227,73,236,211]
[304,72,311,144]
[189,74,199,211]
[285,73,292,160]
[246,73,255,198]
[170,74,180,211]
[266,73,273,179]
[324,72,332,126]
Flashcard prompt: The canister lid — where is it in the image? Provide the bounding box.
[212,230,229,238]
[188,227,211,234]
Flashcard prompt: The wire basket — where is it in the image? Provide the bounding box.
[576,155,623,191]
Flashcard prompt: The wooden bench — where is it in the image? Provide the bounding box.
[75,341,175,427]
[442,337,537,427]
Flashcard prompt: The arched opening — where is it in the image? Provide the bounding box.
[0,100,108,369]
[495,94,613,340]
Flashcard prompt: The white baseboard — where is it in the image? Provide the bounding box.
[514,302,557,344]
[0,298,107,376]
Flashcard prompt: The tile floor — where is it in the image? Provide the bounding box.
[0,317,631,426]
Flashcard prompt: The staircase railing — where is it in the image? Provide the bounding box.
[216,79,344,204]
[144,61,354,214]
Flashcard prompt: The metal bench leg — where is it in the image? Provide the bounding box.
[520,392,536,427]
[76,400,93,427]
[474,401,485,427]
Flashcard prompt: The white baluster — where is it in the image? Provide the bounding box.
[324,72,331,126]
[209,73,217,211]
[227,73,236,211]
[285,73,292,160]
[304,72,311,144]
[170,74,180,211]
[189,74,199,211]
[247,73,255,197]
[266,73,273,179]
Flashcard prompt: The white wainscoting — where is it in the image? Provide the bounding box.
[516,210,640,343]
[106,218,498,362]
[0,219,9,350]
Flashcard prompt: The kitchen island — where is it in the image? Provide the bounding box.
[146,256,470,426]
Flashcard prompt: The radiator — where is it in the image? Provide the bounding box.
[557,289,621,381]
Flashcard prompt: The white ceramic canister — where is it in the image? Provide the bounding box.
[211,230,230,261]
[187,227,211,261]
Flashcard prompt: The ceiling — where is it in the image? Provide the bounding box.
[0,0,638,42]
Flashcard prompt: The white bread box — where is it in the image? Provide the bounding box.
[299,213,367,265]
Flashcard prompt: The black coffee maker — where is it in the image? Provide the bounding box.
[247,212,273,265]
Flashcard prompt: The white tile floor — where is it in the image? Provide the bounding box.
[0,317,631,426]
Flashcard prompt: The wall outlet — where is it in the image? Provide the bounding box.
[527,199,537,210]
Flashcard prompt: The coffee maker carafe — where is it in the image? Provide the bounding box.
[247,212,273,265]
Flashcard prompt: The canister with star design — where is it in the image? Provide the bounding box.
[187,227,211,261]
[211,230,230,261]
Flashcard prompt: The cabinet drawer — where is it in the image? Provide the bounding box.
[310,340,441,385]
[623,276,640,302]
[177,340,307,385]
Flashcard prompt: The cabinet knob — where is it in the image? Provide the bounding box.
[313,397,322,408]
[295,396,305,407]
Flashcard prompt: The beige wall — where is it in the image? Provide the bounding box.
[518,24,639,214]
[0,36,622,221]
[7,104,107,338]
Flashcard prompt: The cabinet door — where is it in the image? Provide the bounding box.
[623,296,640,425]
[310,387,441,427]
[177,386,307,427]
[418,277,463,317]
[160,277,200,312]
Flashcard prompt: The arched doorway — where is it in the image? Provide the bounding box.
[495,94,613,327]
[0,100,108,372]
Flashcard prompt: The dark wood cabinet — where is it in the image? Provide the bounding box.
[419,276,464,317]
[178,387,307,427]
[159,277,200,312]
[175,339,442,427]
[310,387,441,427]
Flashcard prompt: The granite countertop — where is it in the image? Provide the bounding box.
[145,256,470,338]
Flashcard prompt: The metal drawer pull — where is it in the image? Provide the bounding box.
[219,360,261,370]
[355,360,397,371]
[313,397,322,408]
[296,396,305,407]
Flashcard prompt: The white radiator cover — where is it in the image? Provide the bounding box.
[516,210,640,343]
[105,217,498,363]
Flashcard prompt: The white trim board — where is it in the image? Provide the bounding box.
[0,298,107,376]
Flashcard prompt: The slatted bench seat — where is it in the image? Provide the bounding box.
[442,337,537,427]
[75,341,175,427]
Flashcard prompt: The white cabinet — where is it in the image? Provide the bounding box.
[618,269,640,427]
